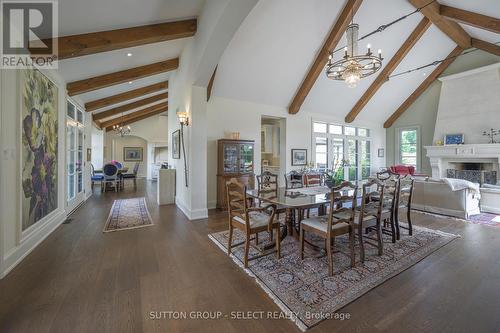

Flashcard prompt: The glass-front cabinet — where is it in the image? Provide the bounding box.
[217,139,255,210]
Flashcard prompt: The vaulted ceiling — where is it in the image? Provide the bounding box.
[212,0,500,126]
[55,0,205,129]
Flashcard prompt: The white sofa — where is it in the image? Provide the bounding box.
[412,179,480,219]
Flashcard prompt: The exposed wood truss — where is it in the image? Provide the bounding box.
[383,46,463,128]
[85,82,168,112]
[344,17,431,123]
[67,58,179,96]
[99,103,167,129]
[288,0,363,114]
[207,66,217,102]
[104,107,168,131]
[440,5,500,34]
[471,38,500,57]
[49,19,197,60]
[92,92,168,121]
[409,0,471,48]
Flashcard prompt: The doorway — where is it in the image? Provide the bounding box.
[66,100,85,213]
[260,116,286,186]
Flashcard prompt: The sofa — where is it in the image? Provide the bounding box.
[412,178,480,219]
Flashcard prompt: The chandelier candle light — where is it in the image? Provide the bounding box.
[113,112,131,137]
[326,23,383,88]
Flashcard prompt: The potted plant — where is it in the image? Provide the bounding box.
[324,158,349,188]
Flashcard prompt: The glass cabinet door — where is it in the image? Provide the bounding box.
[239,144,254,174]
[223,143,239,173]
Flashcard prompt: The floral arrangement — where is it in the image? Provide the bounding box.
[324,157,349,188]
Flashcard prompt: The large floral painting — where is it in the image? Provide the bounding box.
[21,69,59,231]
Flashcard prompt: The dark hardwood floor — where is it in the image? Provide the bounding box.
[1,180,499,332]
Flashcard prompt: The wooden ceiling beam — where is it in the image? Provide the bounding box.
[471,38,500,57]
[409,0,471,48]
[99,103,167,129]
[345,17,431,123]
[67,58,178,96]
[105,108,167,131]
[383,46,463,128]
[288,0,363,114]
[92,92,168,121]
[440,5,500,34]
[85,82,167,112]
[50,19,196,60]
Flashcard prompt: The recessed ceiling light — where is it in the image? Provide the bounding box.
[423,72,427,76]
[128,81,133,84]
[127,53,132,57]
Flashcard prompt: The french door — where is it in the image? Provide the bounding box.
[313,134,371,181]
[66,100,85,213]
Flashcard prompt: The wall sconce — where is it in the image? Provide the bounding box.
[176,110,189,187]
[177,111,189,127]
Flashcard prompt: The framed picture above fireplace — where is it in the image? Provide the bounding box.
[444,134,464,145]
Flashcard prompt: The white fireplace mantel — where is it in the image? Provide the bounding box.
[425,144,500,179]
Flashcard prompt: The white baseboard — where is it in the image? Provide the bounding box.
[175,197,208,220]
[207,200,217,210]
[2,209,66,279]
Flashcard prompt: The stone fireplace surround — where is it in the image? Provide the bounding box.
[425,144,500,184]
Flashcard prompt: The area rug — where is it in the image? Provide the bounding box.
[209,225,458,331]
[414,210,500,227]
[103,197,153,232]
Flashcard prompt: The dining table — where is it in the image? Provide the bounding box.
[246,182,368,247]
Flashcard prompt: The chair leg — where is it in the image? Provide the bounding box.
[349,231,355,267]
[359,221,366,263]
[299,228,304,259]
[255,232,259,245]
[244,233,250,268]
[395,207,401,240]
[227,225,233,256]
[376,219,384,256]
[390,212,396,243]
[276,226,281,259]
[407,208,413,236]
[134,178,137,190]
[326,236,333,276]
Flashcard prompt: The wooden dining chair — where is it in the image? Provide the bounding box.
[284,170,304,189]
[304,173,322,187]
[299,181,357,276]
[355,178,390,262]
[395,175,415,238]
[226,178,281,268]
[256,171,285,223]
[122,162,140,190]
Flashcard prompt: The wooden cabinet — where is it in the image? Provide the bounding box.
[217,139,255,210]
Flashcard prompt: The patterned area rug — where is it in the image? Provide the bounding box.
[209,225,458,330]
[414,210,500,227]
[103,197,153,232]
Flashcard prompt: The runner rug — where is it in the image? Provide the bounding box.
[103,197,153,232]
[209,225,458,330]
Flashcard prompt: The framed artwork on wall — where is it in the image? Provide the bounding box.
[123,147,143,161]
[291,149,307,166]
[172,130,180,159]
[20,68,59,232]
[444,134,464,145]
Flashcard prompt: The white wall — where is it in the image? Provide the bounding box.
[206,96,386,208]
[434,63,500,144]
[91,125,104,169]
[0,67,87,278]
[168,0,258,220]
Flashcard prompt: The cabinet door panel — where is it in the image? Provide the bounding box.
[239,144,254,174]
[223,143,239,173]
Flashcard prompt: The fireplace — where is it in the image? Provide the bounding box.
[446,162,497,185]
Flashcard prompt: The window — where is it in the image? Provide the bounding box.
[397,127,419,169]
[312,121,372,180]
